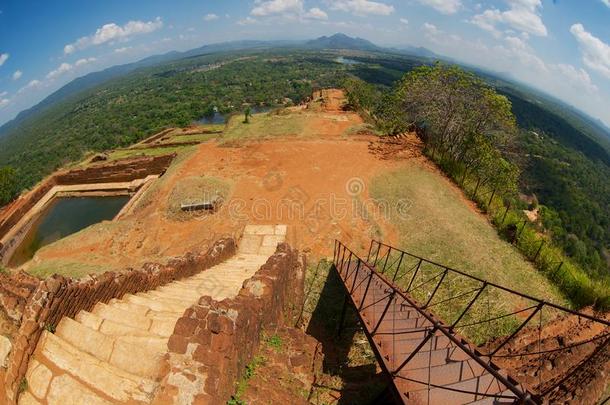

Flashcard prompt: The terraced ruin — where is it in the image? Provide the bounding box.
[0,90,608,404]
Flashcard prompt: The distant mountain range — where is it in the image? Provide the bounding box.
[1,33,608,146]
[1,33,440,135]
[305,33,379,50]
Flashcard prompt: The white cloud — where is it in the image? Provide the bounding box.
[237,16,258,25]
[400,18,409,25]
[570,23,610,79]
[75,57,96,66]
[251,0,304,16]
[45,57,96,80]
[0,53,8,66]
[114,46,133,53]
[554,63,598,94]
[422,22,441,36]
[470,0,547,37]
[203,13,219,21]
[12,70,22,80]
[18,79,42,94]
[503,35,548,72]
[248,1,328,21]
[416,0,461,15]
[0,98,9,109]
[328,0,394,16]
[46,63,73,79]
[64,17,163,54]
[0,91,7,98]
[602,0,610,7]
[304,7,328,20]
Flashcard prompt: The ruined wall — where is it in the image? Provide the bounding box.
[54,154,175,185]
[0,154,175,243]
[1,238,235,403]
[154,243,305,405]
[0,272,40,324]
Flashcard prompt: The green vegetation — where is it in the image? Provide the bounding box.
[370,167,566,307]
[0,50,349,196]
[229,355,266,405]
[221,110,309,143]
[167,175,232,221]
[264,334,283,352]
[0,46,607,303]
[0,166,18,205]
[107,145,194,161]
[26,258,111,279]
[349,63,609,309]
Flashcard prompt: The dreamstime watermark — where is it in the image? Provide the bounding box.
[188,176,414,229]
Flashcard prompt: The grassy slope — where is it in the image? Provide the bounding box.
[370,165,566,306]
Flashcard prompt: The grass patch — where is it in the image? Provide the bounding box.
[26,259,109,279]
[264,334,283,352]
[166,175,232,221]
[343,123,381,137]
[370,167,567,306]
[221,111,308,144]
[429,150,610,310]
[165,133,217,143]
[107,145,194,161]
[229,355,266,405]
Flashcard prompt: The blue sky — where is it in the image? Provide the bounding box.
[1,0,610,127]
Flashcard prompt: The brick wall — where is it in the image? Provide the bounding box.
[153,243,305,405]
[1,238,235,403]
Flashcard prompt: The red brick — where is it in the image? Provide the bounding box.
[167,335,188,354]
[174,317,199,337]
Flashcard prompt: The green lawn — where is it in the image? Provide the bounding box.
[369,166,570,342]
[372,166,565,288]
[107,145,195,161]
[221,111,308,143]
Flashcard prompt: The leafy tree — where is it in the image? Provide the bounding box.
[0,166,18,205]
[395,63,516,156]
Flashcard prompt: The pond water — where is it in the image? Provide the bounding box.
[9,195,130,267]
[250,105,273,114]
[335,56,362,65]
[197,112,226,124]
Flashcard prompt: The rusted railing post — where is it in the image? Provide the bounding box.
[371,291,395,335]
[406,258,423,292]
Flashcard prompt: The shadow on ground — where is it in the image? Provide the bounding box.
[305,263,392,404]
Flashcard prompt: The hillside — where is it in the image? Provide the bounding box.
[0,41,608,281]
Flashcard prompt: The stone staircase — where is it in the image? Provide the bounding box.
[18,225,286,405]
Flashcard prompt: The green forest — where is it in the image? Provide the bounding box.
[0,48,608,293]
[344,63,610,308]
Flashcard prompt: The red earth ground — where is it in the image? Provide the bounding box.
[14,89,610,404]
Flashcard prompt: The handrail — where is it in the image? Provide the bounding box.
[333,239,536,404]
[369,240,610,327]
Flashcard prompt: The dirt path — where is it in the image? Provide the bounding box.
[25,90,401,273]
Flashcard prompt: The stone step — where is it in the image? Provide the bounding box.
[38,331,156,403]
[92,302,180,331]
[55,317,166,379]
[92,303,153,330]
[76,311,164,338]
[147,287,201,299]
[124,294,190,313]
[144,289,200,303]
[108,300,182,318]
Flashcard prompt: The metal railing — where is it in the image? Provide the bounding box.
[358,239,610,403]
[333,240,540,404]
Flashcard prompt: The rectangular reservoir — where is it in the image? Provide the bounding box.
[9,195,130,267]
